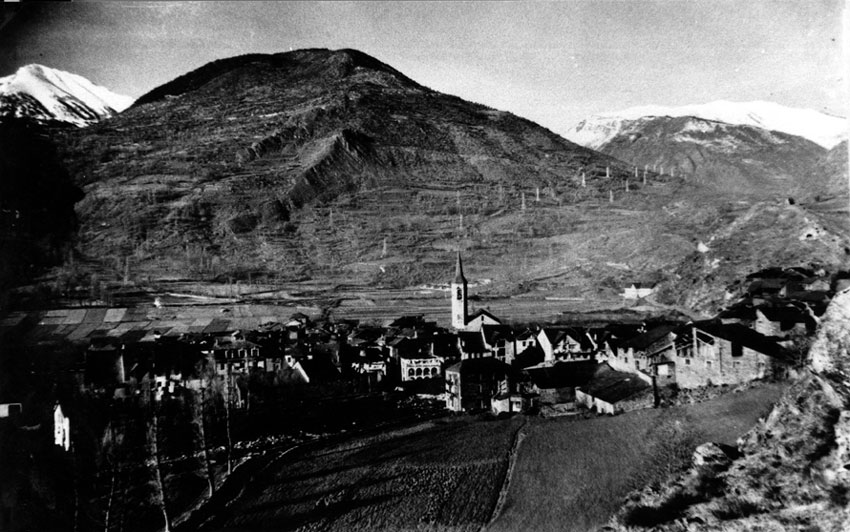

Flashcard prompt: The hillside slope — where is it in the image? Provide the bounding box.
[811,140,849,198]
[46,49,849,313]
[54,49,666,285]
[589,116,827,199]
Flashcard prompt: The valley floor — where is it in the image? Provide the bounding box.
[181,383,785,532]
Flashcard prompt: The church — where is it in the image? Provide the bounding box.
[451,252,502,332]
[446,253,534,413]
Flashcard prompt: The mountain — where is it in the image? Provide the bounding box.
[568,101,847,150]
[583,115,828,198]
[0,64,134,127]
[811,140,849,197]
[46,49,850,315]
[54,49,651,284]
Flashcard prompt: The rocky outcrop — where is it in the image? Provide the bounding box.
[607,289,850,531]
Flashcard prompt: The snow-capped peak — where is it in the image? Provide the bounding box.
[0,64,134,126]
[567,100,847,149]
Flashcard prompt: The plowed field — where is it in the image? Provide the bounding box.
[192,416,525,531]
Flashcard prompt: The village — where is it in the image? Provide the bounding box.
[4,253,844,453]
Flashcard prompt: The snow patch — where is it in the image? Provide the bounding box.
[0,64,134,126]
[566,100,847,149]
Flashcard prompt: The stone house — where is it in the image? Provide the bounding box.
[607,324,677,377]
[398,339,442,381]
[673,321,792,388]
[280,355,311,384]
[458,331,488,359]
[445,357,511,412]
[491,389,538,415]
[205,338,265,376]
[537,327,595,362]
[524,359,598,409]
[575,363,654,415]
[401,353,441,380]
[0,403,22,418]
[754,306,817,339]
[481,324,516,364]
[53,402,71,451]
[622,282,655,299]
[351,347,386,380]
[515,329,537,354]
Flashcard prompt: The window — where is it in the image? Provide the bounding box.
[705,360,712,368]
[408,369,415,377]
[456,287,463,300]
[685,359,691,365]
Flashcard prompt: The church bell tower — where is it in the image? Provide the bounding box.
[451,252,468,329]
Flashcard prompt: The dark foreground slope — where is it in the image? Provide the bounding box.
[49,49,849,314]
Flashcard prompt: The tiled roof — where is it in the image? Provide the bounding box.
[525,360,597,389]
[619,325,677,351]
[446,357,509,375]
[468,309,501,324]
[692,321,791,360]
[580,364,651,404]
[482,324,514,344]
[458,331,486,353]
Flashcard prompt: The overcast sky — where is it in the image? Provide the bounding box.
[0,1,845,137]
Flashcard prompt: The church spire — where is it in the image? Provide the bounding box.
[451,251,468,329]
[454,251,466,284]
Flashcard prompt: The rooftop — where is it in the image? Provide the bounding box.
[580,363,652,404]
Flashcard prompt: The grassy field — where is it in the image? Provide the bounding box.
[487,383,786,532]
[192,415,526,531]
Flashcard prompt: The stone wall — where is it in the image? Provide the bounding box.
[674,333,777,388]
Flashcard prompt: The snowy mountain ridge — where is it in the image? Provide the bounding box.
[567,100,847,149]
[0,64,134,126]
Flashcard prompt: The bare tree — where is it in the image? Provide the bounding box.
[224,372,233,475]
[196,387,215,498]
[146,397,171,532]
